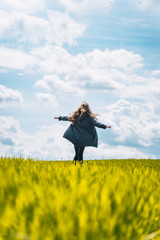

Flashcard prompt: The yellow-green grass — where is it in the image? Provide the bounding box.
[0,157,160,240]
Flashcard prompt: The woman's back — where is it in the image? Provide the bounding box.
[54,102,111,163]
[63,113,106,147]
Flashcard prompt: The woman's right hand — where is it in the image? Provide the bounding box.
[54,117,59,119]
[106,126,111,128]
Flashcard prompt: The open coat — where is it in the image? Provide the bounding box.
[59,113,106,147]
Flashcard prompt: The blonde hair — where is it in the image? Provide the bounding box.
[68,102,98,124]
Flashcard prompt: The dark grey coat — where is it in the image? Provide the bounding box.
[59,113,106,147]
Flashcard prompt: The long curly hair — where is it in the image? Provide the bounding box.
[68,102,98,124]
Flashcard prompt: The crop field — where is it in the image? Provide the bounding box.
[0,157,160,240]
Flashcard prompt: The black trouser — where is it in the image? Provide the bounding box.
[73,145,85,161]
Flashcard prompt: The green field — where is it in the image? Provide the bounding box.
[0,157,160,240]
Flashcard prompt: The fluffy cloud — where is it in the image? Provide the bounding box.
[59,0,114,15]
[46,10,86,45]
[34,46,144,95]
[35,74,87,96]
[0,116,72,160]
[0,46,37,70]
[33,45,81,73]
[34,46,143,73]
[0,10,86,45]
[0,84,23,107]
[151,70,160,76]
[118,75,160,100]
[34,45,160,105]
[36,93,58,107]
[132,0,160,11]
[0,11,48,44]
[0,116,22,148]
[24,124,73,160]
[85,143,151,159]
[99,99,160,147]
[85,48,143,70]
[0,0,45,13]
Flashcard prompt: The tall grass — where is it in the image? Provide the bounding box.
[0,157,160,240]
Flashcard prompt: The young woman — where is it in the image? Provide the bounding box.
[54,102,111,164]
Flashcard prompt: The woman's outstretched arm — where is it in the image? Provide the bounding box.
[89,116,111,129]
[54,116,69,121]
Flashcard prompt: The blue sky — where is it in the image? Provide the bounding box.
[1,0,160,160]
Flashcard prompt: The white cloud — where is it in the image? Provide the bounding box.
[59,0,114,15]
[46,10,86,45]
[0,84,23,107]
[0,10,86,45]
[0,11,48,44]
[132,0,160,11]
[0,0,45,13]
[99,99,160,147]
[24,124,73,160]
[34,46,143,73]
[151,70,160,76]
[33,45,79,73]
[34,46,144,95]
[0,68,8,73]
[36,93,58,107]
[0,116,22,148]
[0,46,37,70]
[85,48,143,70]
[119,76,160,100]
[0,116,73,160]
[0,116,21,134]
[32,45,158,102]
[85,143,151,159]
[35,74,87,96]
